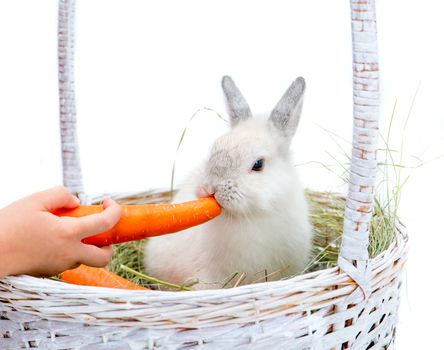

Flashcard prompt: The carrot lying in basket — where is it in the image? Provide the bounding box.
[60,264,148,290]
[53,197,221,246]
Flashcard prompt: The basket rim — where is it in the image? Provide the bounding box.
[0,227,407,329]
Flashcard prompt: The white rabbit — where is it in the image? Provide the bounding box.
[144,76,312,289]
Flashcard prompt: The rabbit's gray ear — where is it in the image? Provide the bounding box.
[269,77,305,139]
[222,76,252,127]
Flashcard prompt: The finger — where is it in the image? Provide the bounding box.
[102,197,118,210]
[72,198,122,239]
[77,245,113,268]
[31,186,80,211]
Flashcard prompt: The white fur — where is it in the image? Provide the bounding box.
[144,117,313,289]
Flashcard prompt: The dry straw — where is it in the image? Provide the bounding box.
[0,0,408,348]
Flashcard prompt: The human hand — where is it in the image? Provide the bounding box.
[0,186,121,277]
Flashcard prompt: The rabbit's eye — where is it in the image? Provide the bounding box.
[252,159,264,172]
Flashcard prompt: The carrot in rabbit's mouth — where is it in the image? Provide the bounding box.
[52,197,222,246]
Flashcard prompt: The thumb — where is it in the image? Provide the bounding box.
[32,186,80,211]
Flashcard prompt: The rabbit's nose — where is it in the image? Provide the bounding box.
[197,185,215,198]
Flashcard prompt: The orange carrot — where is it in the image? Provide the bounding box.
[53,197,221,247]
[60,264,148,290]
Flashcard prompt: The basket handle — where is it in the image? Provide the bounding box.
[58,0,85,197]
[338,0,379,297]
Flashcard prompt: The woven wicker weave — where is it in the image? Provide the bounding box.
[0,0,408,349]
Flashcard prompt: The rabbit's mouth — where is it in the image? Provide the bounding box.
[214,191,261,218]
[197,182,255,216]
[212,181,242,210]
[211,190,240,214]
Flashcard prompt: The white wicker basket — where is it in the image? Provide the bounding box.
[0,0,408,349]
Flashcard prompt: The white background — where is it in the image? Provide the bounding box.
[0,1,443,348]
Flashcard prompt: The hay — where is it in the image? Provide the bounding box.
[108,188,398,288]
[303,190,398,273]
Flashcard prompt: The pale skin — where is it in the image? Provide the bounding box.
[0,186,122,277]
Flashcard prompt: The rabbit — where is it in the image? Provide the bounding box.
[144,76,312,289]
